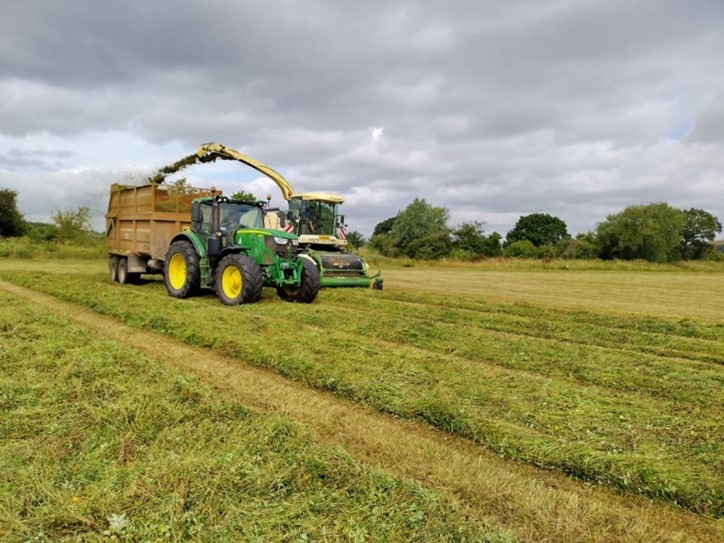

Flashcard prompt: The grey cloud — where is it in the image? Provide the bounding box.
[1,0,723,238]
[0,147,75,170]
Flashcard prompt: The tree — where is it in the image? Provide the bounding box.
[452,222,502,256]
[372,216,397,236]
[230,189,257,201]
[345,230,366,249]
[481,232,503,257]
[505,213,569,247]
[390,198,451,259]
[680,208,722,260]
[596,202,684,262]
[0,189,26,237]
[369,216,399,256]
[53,206,93,243]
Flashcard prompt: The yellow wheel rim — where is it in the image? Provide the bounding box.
[221,266,242,299]
[168,253,187,290]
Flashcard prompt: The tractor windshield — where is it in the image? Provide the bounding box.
[219,202,263,230]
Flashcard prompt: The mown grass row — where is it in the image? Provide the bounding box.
[0,290,504,542]
[1,269,721,518]
[299,293,724,406]
[341,289,724,362]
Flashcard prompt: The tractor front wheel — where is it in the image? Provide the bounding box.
[164,241,201,298]
[276,258,320,303]
[215,254,263,305]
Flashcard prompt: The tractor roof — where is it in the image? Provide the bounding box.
[293,192,345,204]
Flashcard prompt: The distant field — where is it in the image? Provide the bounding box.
[0,258,721,541]
[381,264,724,323]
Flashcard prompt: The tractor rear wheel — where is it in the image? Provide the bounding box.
[276,258,320,303]
[164,241,201,298]
[215,254,263,305]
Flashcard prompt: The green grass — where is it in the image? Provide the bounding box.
[1,265,721,519]
[359,247,724,272]
[0,290,507,542]
[0,237,105,260]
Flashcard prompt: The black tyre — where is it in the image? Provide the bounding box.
[215,254,263,305]
[117,257,130,284]
[164,241,201,298]
[276,258,320,303]
[117,257,141,285]
[108,255,119,282]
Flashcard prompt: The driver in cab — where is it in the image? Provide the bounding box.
[220,208,242,231]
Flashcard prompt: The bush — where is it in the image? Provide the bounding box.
[448,248,477,262]
[405,232,452,260]
[502,240,539,258]
[368,233,399,257]
[0,237,105,260]
[558,237,599,259]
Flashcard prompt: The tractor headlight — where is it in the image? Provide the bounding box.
[273,237,289,245]
[291,239,299,246]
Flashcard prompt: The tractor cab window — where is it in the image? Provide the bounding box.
[219,202,262,231]
[194,202,214,234]
[299,200,337,236]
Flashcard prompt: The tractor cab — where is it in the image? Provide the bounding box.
[192,198,264,236]
[288,193,346,247]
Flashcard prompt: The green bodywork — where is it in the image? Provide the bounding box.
[305,248,382,288]
[174,198,305,290]
[287,197,383,289]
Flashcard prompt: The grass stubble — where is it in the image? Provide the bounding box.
[0,289,505,542]
[0,259,721,542]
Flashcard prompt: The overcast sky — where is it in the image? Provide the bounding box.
[1,0,723,238]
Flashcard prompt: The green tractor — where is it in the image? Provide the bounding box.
[165,195,320,304]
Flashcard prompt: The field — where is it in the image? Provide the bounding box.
[0,256,722,542]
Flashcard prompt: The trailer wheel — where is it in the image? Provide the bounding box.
[108,255,119,282]
[215,254,263,305]
[277,258,320,303]
[117,257,129,284]
[117,257,141,285]
[164,241,201,298]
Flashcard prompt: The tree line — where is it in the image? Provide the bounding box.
[0,189,96,243]
[356,198,722,262]
[2,188,721,262]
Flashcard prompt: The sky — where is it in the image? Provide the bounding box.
[1,0,723,238]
